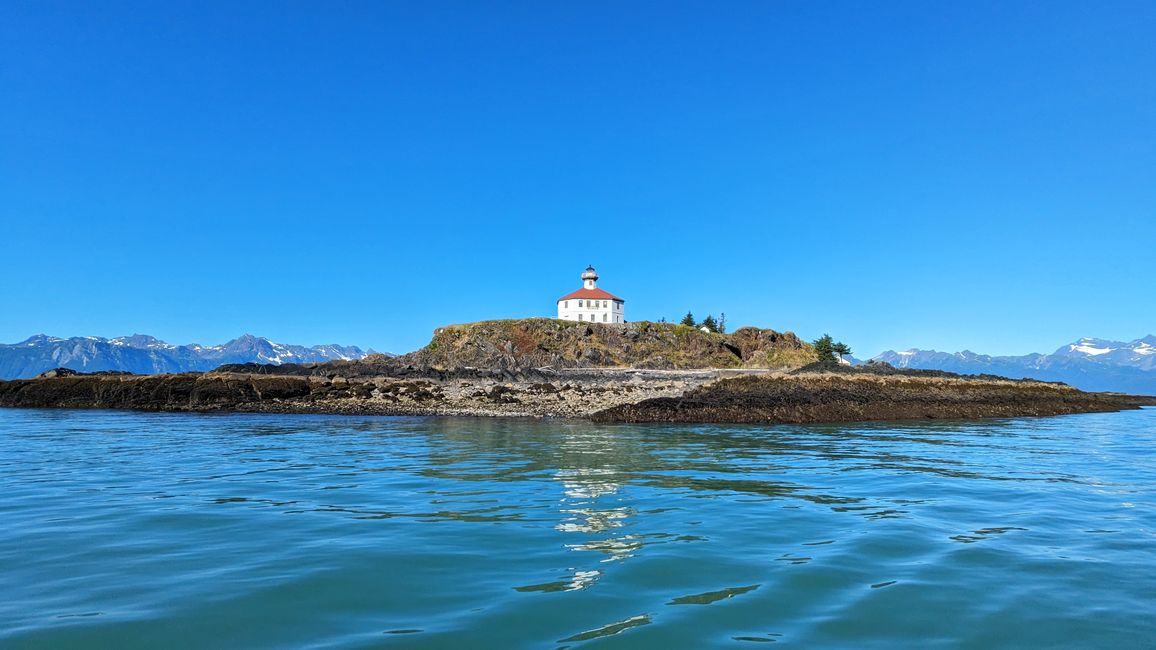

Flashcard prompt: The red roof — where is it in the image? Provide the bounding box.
[557,287,624,302]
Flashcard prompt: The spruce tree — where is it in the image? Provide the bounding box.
[832,342,852,362]
[680,311,696,327]
[813,334,836,363]
[718,313,727,334]
[702,314,718,332]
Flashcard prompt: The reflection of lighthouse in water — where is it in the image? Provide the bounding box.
[554,467,641,563]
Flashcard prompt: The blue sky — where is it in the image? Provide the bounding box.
[2,1,1153,356]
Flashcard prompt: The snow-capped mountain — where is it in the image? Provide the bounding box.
[0,334,373,380]
[1051,336,1156,371]
[873,335,1156,394]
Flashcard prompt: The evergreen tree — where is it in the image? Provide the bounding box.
[813,334,836,363]
[832,342,852,362]
[718,312,727,334]
[702,314,718,332]
[680,311,696,327]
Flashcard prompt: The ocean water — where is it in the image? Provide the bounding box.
[2,408,1154,648]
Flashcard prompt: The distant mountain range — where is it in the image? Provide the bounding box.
[872,336,1156,395]
[0,334,372,380]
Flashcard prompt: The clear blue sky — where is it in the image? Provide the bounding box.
[2,1,1153,356]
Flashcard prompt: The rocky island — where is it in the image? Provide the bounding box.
[1,319,1152,422]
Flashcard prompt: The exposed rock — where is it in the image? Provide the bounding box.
[2,365,1153,423]
[399,319,816,371]
[0,369,713,418]
[37,368,134,378]
[37,368,80,379]
[592,371,1155,424]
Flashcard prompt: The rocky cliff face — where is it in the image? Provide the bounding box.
[399,319,816,371]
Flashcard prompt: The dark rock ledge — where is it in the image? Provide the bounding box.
[590,370,1156,424]
[1,364,1152,424]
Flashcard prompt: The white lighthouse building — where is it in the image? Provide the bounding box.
[557,266,625,324]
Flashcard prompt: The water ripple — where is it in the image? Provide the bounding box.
[2,409,1155,647]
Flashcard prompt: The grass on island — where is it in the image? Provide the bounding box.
[409,318,816,370]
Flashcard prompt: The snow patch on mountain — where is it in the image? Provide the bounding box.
[1070,343,1113,356]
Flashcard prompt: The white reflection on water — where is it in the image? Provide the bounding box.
[555,467,621,500]
[554,466,637,583]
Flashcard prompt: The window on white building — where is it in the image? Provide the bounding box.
[578,300,583,307]
[603,314,607,322]
[578,314,583,321]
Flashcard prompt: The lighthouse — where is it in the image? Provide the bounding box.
[557,266,625,324]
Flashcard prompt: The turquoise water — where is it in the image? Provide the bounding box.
[2,408,1155,648]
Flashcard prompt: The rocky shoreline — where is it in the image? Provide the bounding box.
[0,367,715,419]
[593,369,1156,423]
[0,364,1152,424]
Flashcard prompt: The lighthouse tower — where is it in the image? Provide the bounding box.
[557,266,625,324]
[582,266,598,289]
